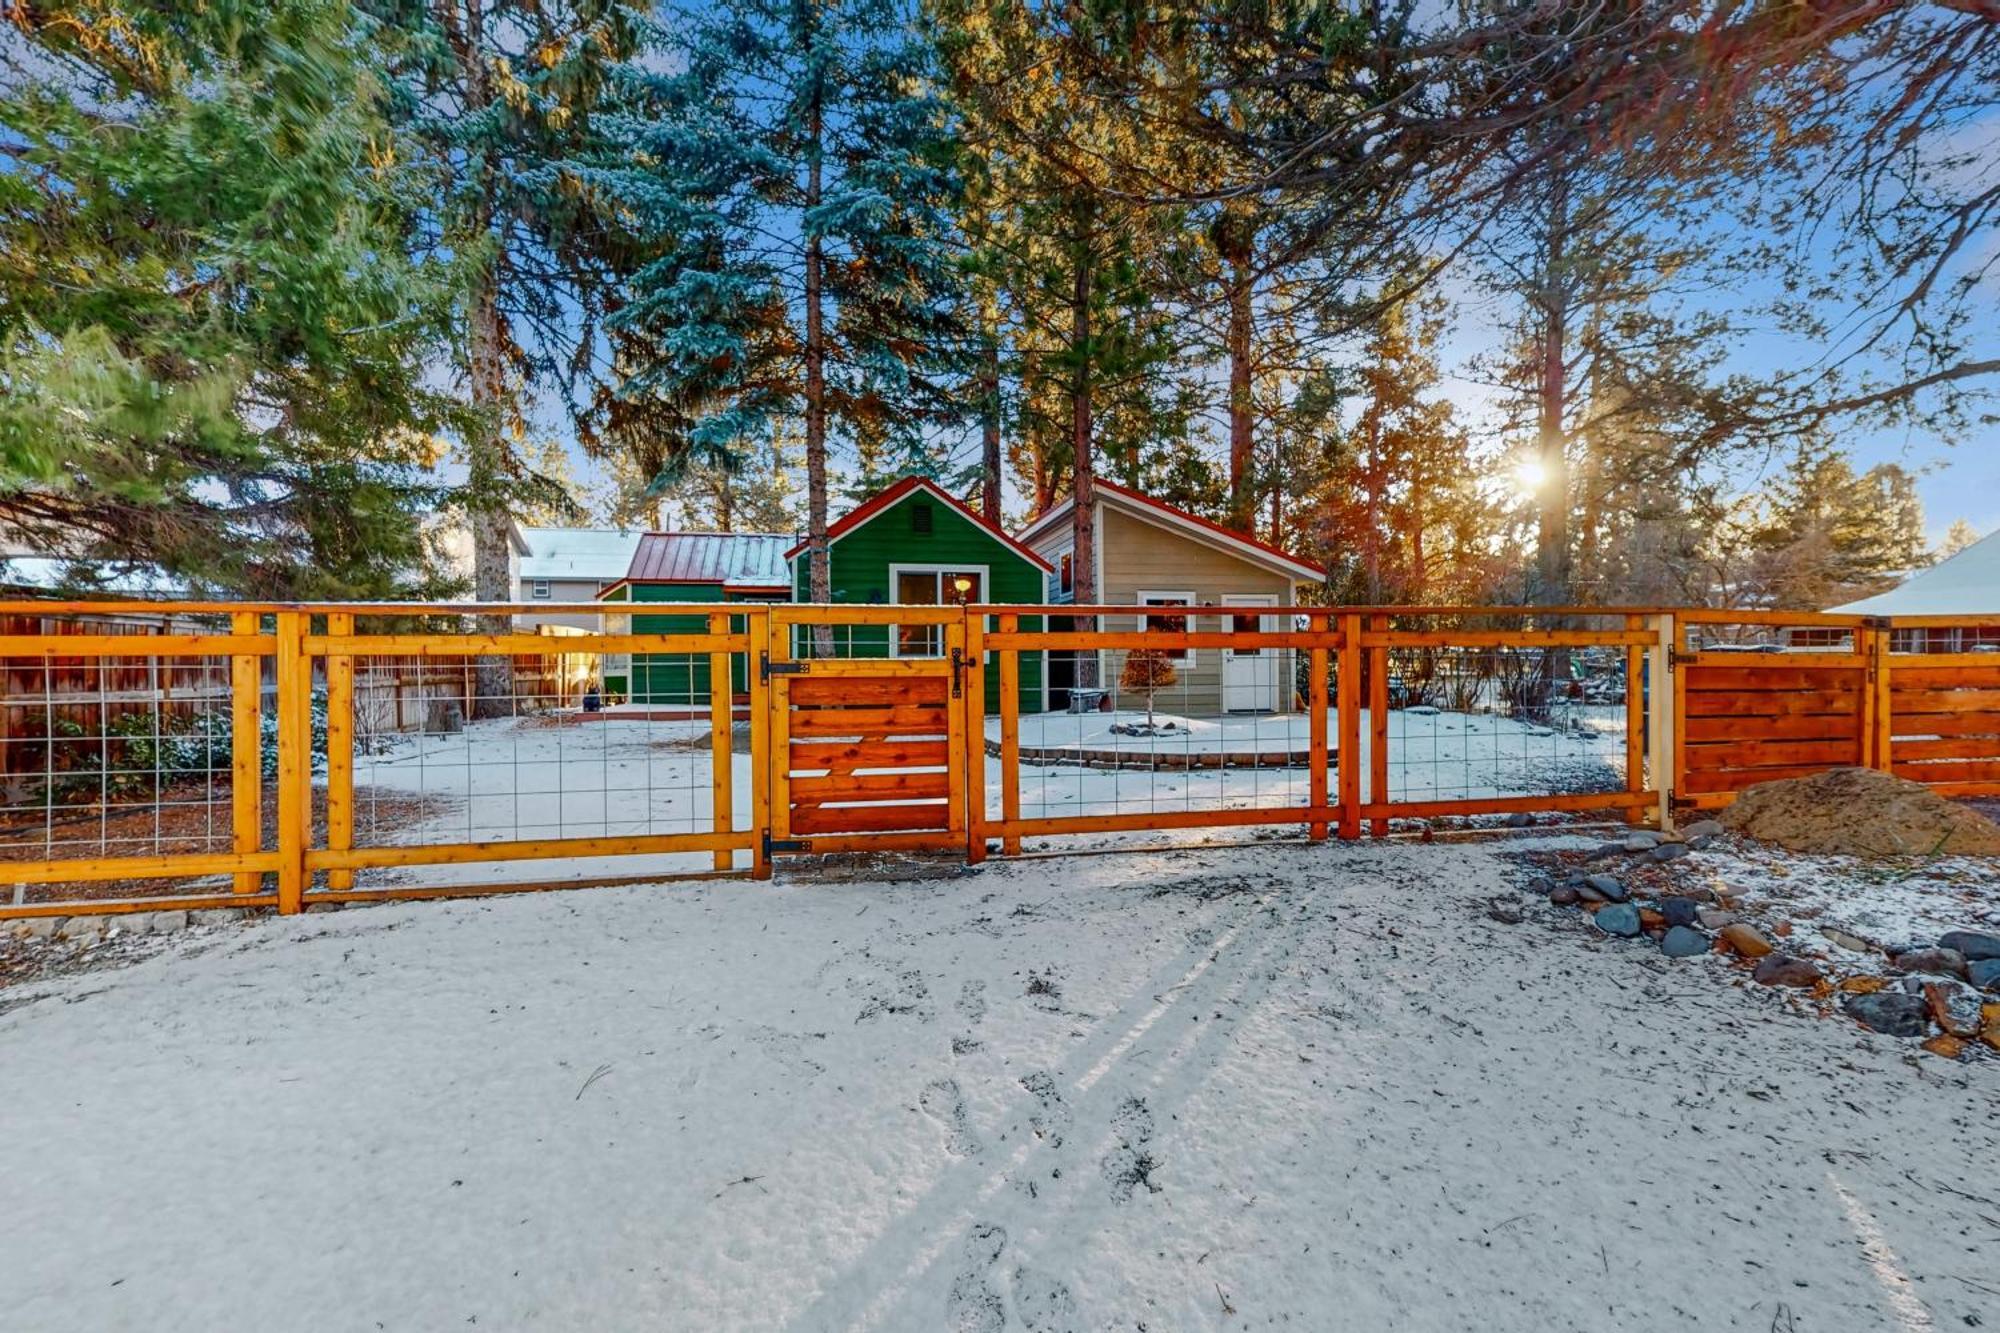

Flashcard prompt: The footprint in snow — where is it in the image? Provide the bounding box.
[943,1222,1008,1333]
[1018,1070,1071,1150]
[920,1077,981,1157]
[1012,1266,1080,1333]
[1100,1096,1161,1202]
[956,979,988,1023]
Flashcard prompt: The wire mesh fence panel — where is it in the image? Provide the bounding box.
[1372,631,1637,814]
[981,609,1334,844]
[0,611,273,907]
[305,610,756,896]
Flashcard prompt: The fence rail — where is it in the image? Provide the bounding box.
[1,600,1994,919]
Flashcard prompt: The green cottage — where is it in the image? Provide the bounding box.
[788,477,1048,714]
[597,532,793,708]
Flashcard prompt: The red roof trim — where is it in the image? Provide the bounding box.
[1026,480,1323,581]
[783,476,1054,572]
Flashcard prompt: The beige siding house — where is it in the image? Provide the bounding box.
[1015,481,1325,714]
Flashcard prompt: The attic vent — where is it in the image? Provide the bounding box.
[911,503,933,534]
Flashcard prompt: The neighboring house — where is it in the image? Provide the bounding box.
[597,532,794,706]
[1015,480,1326,713]
[787,476,1049,714]
[1829,528,2000,653]
[512,525,646,631]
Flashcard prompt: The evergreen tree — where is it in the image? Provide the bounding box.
[596,0,970,619]
[0,0,459,596]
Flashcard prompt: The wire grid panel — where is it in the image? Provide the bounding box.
[1375,637,1631,807]
[322,624,751,889]
[990,609,1321,829]
[0,617,267,906]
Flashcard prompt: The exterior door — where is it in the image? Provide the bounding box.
[1221,595,1280,712]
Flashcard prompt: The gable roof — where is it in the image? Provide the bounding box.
[516,526,645,581]
[602,531,795,595]
[1831,528,2000,617]
[784,476,1053,572]
[1016,479,1325,584]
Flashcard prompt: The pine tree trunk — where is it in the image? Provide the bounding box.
[1363,423,1383,603]
[456,4,514,720]
[1069,203,1098,689]
[1226,251,1255,535]
[802,54,833,654]
[980,325,1002,524]
[1534,177,1572,609]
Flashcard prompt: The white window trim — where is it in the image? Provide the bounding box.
[530,579,552,599]
[888,562,991,658]
[1137,590,1199,666]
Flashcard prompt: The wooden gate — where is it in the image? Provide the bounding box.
[763,609,970,857]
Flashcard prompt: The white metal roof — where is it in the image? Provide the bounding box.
[516,527,646,581]
[1832,528,2000,616]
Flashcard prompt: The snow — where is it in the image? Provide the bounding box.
[1833,527,2000,616]
[4,838,1995,1330]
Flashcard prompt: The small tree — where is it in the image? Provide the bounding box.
[1119,649,1179,731]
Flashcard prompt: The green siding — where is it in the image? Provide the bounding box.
[613,583,774,706]
[792,487,1044,713]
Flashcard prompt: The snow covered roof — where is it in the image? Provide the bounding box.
[516,527,646,582]
[1830,528,2000,617]
[609,531,795,593]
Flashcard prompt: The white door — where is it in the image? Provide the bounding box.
[1221,595,1280,712]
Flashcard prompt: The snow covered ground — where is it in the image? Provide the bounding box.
[4,836,1995,1331]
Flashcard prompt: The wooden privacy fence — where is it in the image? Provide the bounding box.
[0,601,1995,919]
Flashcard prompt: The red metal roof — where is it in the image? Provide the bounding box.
[783,476,1053,572]
[616,532,795,591]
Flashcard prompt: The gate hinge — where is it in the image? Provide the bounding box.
[762,829,810,856]
[1669,650,1697,668]
[760,652,807,683]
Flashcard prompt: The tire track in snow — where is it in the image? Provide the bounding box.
[804,883,1313,1333]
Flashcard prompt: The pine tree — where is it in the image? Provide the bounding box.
[596,0,969,627]
[0,0,459,596]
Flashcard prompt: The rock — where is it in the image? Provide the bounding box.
[1717,923,1775,959]
[190,909,243,928]
[1594,903,1642,937]
[306,902,344,914]
[16,916,60,941]
[1585,842,1627,862]
[1575,881,1606,904]
[1682,819,1725,840]
[1938,930,2000,962]
[1821,926,1877,954]
[1971,959,2000,991]
[152,909,188,933]
[1697,908,1737,931]
[1685,835,1718,850]
[1842,992,1931,1037]
[1659,897,1701,929]
[60,916,101,941]
[1660,926,1711,958]
[1487,899,1524,925]
[1504,812,1534,828]
[1920,1034,1965,1059]
[1890,947,1968,980]
[1623,831,1663,852]
[1549,885,1580,907]
[1839,975,1891,994]
[1584,874,1627,903]
[1649,841,1691,864]
[1752,955,1824,988]
[1638,907,1667,932]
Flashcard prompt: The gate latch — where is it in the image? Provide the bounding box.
[950,647,966,699]
[760,652,807,683]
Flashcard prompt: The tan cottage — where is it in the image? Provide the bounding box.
[1015,481,1325,713]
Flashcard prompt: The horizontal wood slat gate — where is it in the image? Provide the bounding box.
[3,600,1996,918]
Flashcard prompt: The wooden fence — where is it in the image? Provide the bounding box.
[0,600,1993,919]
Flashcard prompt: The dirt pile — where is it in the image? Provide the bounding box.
[1718,767,2000,857]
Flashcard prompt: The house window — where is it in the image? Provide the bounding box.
[891,565,984,656]
[1059,551,1073,596]
[1138,591,1196,664]
[530,580,552,599]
